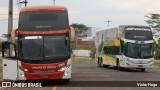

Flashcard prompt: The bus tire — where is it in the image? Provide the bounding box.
[63,79,70,83]
[141,68,145,72]
[117,60,122,71]
[98,57,104,68]
[98,57,101,67]
[100,58,105,68]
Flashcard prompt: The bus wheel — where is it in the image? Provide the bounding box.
[117,61,122,71]
[98,58,104,68]
[63,79,70,83]
[100,58,105,68]
[141,68,145,72]
[98,57,101,67]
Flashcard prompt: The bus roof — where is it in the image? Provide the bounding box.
[119,25,150,29]
[20,6,67,12]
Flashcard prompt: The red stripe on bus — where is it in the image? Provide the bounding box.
[21,60,68,70]
[18,29,69,35]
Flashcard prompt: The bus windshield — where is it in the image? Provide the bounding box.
[126,43,154,59]
[19,10,69,31]
[18,35,70,61]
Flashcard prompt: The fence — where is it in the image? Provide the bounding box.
[73,50,91,57]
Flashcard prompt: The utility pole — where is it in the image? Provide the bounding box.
[8,0,13,56]
[8,0,13,35]
[19,0,28,7]
[53,0,55,5]
[105,20,111,28]
[8,0,13,37]
[24,0,28,7]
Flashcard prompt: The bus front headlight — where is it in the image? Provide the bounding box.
[19,66,29,72]
[58,64,71,72]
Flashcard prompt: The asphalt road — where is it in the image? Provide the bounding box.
[2,59,160,90]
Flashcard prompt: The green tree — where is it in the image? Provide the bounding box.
[145,13,160,29]
[89,46,96,60]
[145,13,160,59]
[154,43,160,59]
[70,23,89,38]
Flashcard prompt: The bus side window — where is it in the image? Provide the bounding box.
[120,39,127,56]
[123,45,127,56]
[104,46,119,55]
[120,40,124,54]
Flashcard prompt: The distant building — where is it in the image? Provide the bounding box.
[78,27,103,43]
[79,37,94,41]
[86,27,92,37]
[86,27,104,37]
[0,34,7,42]
[78,27,103,41]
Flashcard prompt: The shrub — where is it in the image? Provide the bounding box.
[154,40,160,59]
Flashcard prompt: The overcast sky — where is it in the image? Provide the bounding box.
[0,0,160,36]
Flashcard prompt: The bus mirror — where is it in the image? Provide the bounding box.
[155,44,158,49]
[11,29,18,44]
[69,27,75,43]
[123,42,127,47]
[121,38,127,47]
[154,39,159,49]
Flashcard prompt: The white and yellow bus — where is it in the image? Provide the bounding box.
[95,25,158,72]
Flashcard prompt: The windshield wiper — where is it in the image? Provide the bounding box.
[21,57,43,60]
[65,37,68,45]
[44,55,69,60]
[37,48,43,57]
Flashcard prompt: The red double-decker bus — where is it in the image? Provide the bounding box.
[2,6,74,82]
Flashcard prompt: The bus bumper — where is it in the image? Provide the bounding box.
[18,70,71,80]
[121,58,154,69]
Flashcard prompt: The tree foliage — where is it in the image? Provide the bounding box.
[70,23,89,38]
[154,43,160,59]
[145,13,160,59]
[145,13,160,29]
[89,46,96,60]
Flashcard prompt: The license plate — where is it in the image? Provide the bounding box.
[40,76,48,79]
[138,65,143,67]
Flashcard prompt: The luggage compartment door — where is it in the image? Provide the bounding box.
[3,58,17,80]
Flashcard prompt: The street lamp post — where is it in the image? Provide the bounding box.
[24,0,28,7]
[105,20,111,28]
[53,0,55,5]
[19,0,28,7]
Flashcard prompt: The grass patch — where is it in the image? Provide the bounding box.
[154,60,160,67]
[73,56,92,60]
[72,56,94,63]
[154,63,160,67]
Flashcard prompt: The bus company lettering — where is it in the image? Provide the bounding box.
[32,66,56,70]
[125,28,151,31]
[31,63,65,70]
[58,63,65,67]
